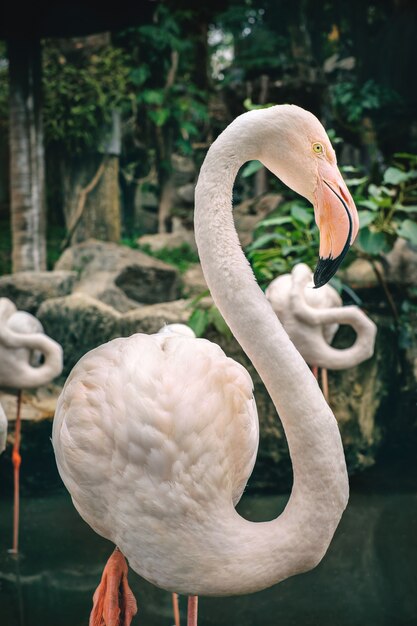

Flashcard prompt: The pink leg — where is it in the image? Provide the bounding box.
[89,548,137,626]
[321,368,329,403]
[312,365,319,380]
[11,390,22,554]
[172,593,181,626]
[187,596,198,626]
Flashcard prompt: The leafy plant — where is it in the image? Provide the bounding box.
[246,198,319,288]
[188,293,232,339]
[329,79,401,126]
[43,41,129,152]
[351,154,417,256]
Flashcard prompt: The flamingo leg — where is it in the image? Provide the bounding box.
[11,390,22,554]
[187,596,198,626]
[311,365,319,380]
[172,592,181,626]
[321,368,329,403]
[89,548,138,626]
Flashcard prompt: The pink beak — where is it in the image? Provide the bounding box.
[313,161,359,288]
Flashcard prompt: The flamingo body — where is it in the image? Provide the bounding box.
[0,402,7,454]
[53,332,259,595]
[0,297,63,388]
[266,264,376,369]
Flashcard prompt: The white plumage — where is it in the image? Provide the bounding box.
[54,332,258,594]
[0,297,63,388]
[266,263,376,370]
[0,402,7,454]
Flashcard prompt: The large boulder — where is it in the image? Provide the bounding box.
[122,299,191,336]
[55,239,181,310]
[0,271,76,314]
[37,293,121,376]
[37,293,192,375]
[137,231,197,253]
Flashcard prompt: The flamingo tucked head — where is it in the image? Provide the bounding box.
[257,105,359,288]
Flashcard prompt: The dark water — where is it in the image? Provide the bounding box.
[0,461,416,626]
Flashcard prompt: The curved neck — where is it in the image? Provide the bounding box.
[0,329,63,389]
[194,121,349,593]
[289,274,377,369]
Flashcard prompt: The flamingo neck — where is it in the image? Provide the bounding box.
[194,115,349,592]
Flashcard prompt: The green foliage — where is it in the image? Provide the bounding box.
[43,41,129,152]
[246,154,417,289]
[329,79,401,126]
[246,198,319,287]
[125,5,209,161]
[188,298,232,339]
[352,154,417,257]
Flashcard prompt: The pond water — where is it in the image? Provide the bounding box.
[0,457,416,626]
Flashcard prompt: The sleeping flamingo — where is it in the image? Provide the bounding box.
[53,104,358,626]
[0,297,63,552]
[266,263,377,399]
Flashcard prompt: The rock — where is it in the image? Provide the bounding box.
[171,153,195,186]
[340,258,380,288]
[0,384,61,424]
[0,271,77,314]
[55,239,181,308]
[176,183,195,204]
[37,293,121,376]
[234,193,282,247]
[385,238,417,286]
[122,299,191,336]
[182,264,208,297]
[137,231,197,253]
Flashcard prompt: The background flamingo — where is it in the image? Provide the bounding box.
[0,402,6,455]
[0,297,63,553]
[53,104,358,626]
[266,263,377,400]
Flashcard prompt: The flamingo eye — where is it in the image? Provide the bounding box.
[312,142,324,154]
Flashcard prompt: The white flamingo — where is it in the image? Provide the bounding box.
[0,402,7,455]
[266,263,377,399]
[53,105,359,626]
[0,297,63,552]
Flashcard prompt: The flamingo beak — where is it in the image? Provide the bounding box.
[313,161,359,288]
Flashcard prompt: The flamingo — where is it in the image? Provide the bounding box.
[0,297,63,552]
[53,104,358,626]
[0,402,6,455]
[266,263,377,400]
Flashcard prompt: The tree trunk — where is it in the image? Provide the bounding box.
[62,110,122,245]
[8,38,46,272]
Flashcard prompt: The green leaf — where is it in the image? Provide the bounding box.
[358,199,379,211]
[148,108,170,126]
[258,216,293,227]
[188,309,209,338]
[241,160,263,178]
[358,210,378,228]
[142,89,165,105]
[383,167,409,185]
[395,219,417,245]
[209,307,232,338]
[357,228,389,256]
[247,233,286,250]
[291,205,313,225]
[393,205,417,213]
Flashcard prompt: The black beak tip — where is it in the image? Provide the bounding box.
[313,256,343,288]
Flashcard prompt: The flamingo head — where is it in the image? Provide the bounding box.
[258,105,359,288]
